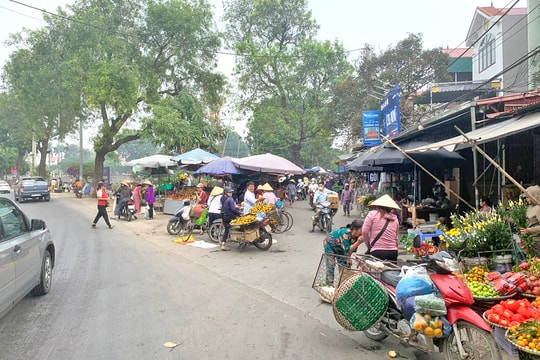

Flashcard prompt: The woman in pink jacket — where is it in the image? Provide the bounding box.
[361,194,401,261]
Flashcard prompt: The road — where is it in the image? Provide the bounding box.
[0,192,478,360]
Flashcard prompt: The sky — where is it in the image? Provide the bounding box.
[0,0,529,141]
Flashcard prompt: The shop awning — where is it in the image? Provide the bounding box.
[406,111,540,153]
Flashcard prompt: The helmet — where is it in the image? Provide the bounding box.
[224,186,234,193]
[298,179,302,183]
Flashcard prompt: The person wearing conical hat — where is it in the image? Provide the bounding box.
[261,183,278,205]
[207,186,224,226]
[361,194,401,261]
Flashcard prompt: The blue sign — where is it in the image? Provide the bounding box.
[362,110,381,147]
[102,167,111,187]
[380,84,401,138]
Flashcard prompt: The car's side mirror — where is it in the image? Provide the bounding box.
[31,219,46,231]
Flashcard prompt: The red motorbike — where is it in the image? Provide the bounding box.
[351,252,500,360]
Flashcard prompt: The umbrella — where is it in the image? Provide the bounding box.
[193,157,246,176]
[125,154,177,168]
[172,148,219,165]
[232,153,305,175]
[362,141,465,169]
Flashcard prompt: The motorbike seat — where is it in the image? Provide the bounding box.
[380,269,402,288]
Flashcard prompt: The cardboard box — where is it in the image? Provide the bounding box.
[230,228,259,242]
[327,194,339,209]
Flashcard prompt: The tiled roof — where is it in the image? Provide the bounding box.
[442,48,474,58]
[477,6,528,17]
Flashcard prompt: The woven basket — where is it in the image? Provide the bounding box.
[332,273,388,331]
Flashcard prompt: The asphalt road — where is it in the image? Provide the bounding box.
[0,192,498,360]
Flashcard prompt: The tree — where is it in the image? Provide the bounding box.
[329,34,451,148]
[3,27,83,179]
[5,0,225,193]
[224,0,352,166]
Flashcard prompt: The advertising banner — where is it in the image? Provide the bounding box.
[362,110,381,147]
[380,84,401,138]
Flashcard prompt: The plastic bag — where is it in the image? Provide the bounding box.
[400,265,432,285]
[410,312,444,337]
[414,294,447,316]
[181,206,191,220]
[396,276,435,300]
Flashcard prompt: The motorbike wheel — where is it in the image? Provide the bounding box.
[253,228,272,250]
[442,321,501,360]
[282,210,293,232]
[363,323,389,341]
[167,221,181,235]
[208,221,222,243]
[325,215,332,233]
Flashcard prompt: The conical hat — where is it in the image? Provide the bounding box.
[260,183,273,191]
[369,194,400,210]
[210,186,223,196]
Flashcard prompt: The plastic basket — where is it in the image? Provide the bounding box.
[332,273,388,331]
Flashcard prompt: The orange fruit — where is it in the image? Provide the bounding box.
[424,327,434,337]
[433,328,443,337]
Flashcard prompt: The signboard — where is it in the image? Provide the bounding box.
[102,167,111,187]
[362,110,381,147]
[368,172,379,185]
[380,84,401,138]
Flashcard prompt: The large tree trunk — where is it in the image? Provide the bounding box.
[91,151,106,198]
[37,140,49,179]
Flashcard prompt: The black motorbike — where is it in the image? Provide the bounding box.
[315,201,335,233]
[167,200,194,237]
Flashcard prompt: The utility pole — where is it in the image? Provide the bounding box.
[79,117,84,180]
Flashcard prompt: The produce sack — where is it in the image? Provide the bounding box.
[399,265,432,285]
[181,206,191,221]
[414,293,447,316]
[396,276,434,301]
[409,312,444,338]
[397,296,417,321]
[195,208,207,226]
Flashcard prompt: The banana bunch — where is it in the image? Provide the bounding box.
[250,203,274,215]
[231,214,256,225]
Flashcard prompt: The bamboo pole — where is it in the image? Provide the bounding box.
[454,126,540,207]
[382,135,476,211]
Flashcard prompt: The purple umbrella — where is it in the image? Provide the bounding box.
[193,157,245,176]
[232,153,305,175]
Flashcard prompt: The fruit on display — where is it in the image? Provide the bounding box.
[484,298,540,328]
[388,350,398,358]
[507,319,540,351]
[464,266,488,283]
[230,214,256,226]
[466,281,499,297]
[409,243,438,257]
[249,203,274,215]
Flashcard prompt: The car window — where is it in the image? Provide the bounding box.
[0,201,27,240]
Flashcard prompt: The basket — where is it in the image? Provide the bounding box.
[506,329,540,359]
[332,273,388,331]
[312,254,352,292]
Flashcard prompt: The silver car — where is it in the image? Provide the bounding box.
[0,181,10,194]
[0,197,55,319]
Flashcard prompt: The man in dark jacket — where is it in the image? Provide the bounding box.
[220,187,241,251]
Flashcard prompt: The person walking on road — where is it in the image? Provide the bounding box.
[92,182,114,229]
[340,183,353,216]
[220,187,241,251]
[144,181,156,220]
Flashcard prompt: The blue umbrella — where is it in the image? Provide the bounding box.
[193,157,245,176]
[172,148,219,165]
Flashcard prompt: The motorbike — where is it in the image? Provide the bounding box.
[350,252,500,360]
[167,200,194,237]
[118,199,136,221]
[296,183,307,201]
[74,187,83,198]
[315,200,335,233]
[207,217,273,251]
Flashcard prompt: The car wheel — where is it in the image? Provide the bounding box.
[44,195,50,202]
[31,250,53,296]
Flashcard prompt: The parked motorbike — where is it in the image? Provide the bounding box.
[315,201,334,233]
[207,217,273,251]
[351,252,500,360]
[167,200,194,236]
[118,199,136,221]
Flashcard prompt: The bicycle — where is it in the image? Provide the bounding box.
[271,201,293,234]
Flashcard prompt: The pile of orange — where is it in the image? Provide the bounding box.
[410,313,444,338]
[507,320,540,352]
[464,266,488,283]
